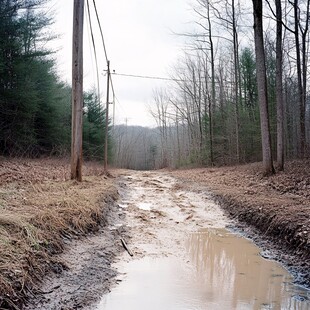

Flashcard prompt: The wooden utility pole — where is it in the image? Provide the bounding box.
[71,0,84,181]
[104,60,110,172]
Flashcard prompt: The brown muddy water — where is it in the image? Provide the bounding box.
[94,172,310,310]
[96,229,309,310]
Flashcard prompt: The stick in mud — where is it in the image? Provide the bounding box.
[120,237,134,257]
[40,285,61,295]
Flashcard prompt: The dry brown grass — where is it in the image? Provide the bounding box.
[0,158,118,309]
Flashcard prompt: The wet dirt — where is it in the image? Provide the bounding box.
[24,203,128,310]
[25,170,310,309]
[171,163,310,287]
[95,171,310,310]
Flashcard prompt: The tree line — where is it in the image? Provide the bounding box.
[1,0,309,173]
[0,0,110,161]
[148,0,310,174]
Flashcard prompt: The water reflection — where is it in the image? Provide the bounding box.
[96,229,310,310]
[186,229,309,309]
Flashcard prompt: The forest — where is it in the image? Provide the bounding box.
[115,0,310,175]
[0,0,109,161]
[0,0,310,175]
[125,0,310,173]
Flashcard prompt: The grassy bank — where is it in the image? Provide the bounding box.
[0,158,117,309]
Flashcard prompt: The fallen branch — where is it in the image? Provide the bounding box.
[120,237,133,257]
[40,285,61,295]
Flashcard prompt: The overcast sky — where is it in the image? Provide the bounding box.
[48,0,196,127]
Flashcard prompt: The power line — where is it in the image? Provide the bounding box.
[90,0,118,131]
[86,0,100,99]
[111,72,184,82]
[85,4,97,88]
[113,94,127,117]
[92,0,108,64]
[92,0,116,101]
[110,76,116,100]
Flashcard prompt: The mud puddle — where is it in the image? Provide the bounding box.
[96,171,309,310]
[96,229,309,310]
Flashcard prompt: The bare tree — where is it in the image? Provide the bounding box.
[209,0,242,162]
[252,0,275,175]
[150,88,171,168]
[284,0,310,157]
[275,0,284,170]
[299,0,310,157]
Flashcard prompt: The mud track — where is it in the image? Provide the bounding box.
[25,168,309,309]
[25,170,230,309]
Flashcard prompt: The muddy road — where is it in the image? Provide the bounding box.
[27,170,310,309]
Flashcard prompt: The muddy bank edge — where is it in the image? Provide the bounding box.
[214,193,310,288]
[0,163,120,309]
[171,163,310,288]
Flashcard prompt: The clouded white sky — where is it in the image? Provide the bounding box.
[49,0,195,127]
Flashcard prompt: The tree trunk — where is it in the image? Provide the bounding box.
[293,0,305,158]
[252,0,274,175]
[207,1,215,166]
[232,0,240,163]
[301,0,310,156]
[275,0,284,170]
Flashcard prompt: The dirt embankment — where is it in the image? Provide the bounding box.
[171,160,310,287]
[0,158,119,309]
